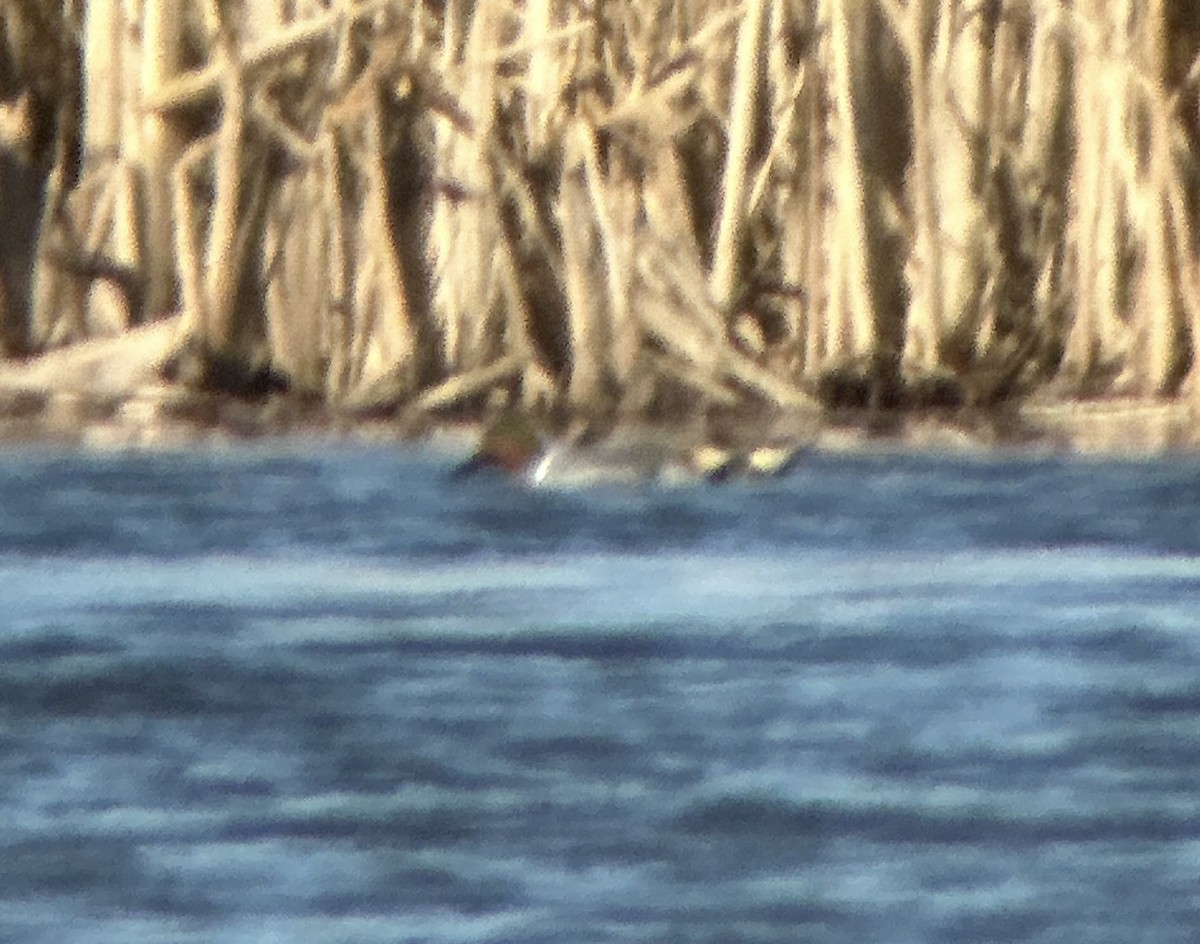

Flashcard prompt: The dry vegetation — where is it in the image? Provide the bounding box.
[0,0,1198,440]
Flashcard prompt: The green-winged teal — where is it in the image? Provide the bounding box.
[452,411,803,487]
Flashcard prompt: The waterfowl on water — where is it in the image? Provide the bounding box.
[451,410,804,487]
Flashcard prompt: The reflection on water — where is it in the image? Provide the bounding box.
[1,445,1199,943]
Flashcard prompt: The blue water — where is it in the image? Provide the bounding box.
[2,443,1200,943]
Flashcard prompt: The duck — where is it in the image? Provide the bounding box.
[451,409,804,487]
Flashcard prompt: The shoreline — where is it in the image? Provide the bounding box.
[0,389,1194,464]
[0,322,1196,459]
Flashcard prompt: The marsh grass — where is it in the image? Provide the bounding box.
[0,0,1198,433]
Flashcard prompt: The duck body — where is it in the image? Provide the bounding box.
[527,437,693,488]
[451,411,804,488]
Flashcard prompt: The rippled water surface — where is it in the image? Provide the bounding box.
[2,443,1200,943]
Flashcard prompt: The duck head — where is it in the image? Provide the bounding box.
[450,409,544,479]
